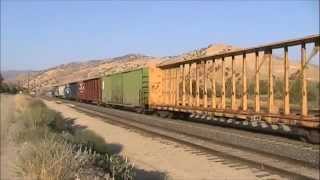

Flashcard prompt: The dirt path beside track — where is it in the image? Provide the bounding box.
[44,100,290,180]
[1,94,19,180]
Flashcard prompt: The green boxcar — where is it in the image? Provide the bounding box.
[102,68,149,108]
[111,73,123,104]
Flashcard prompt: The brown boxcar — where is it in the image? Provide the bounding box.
[78,77,102,104]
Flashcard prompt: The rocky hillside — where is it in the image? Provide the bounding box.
[8,54,161,92]
[3,43,319,93]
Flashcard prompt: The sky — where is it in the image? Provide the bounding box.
[1,0,319,71]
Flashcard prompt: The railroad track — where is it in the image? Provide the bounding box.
[46,97,319,179]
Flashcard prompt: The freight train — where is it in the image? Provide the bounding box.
[53,67,161,109]
[51,65,320,144]
[51,35,320,144]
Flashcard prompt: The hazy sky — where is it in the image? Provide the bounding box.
[1,1,319,71]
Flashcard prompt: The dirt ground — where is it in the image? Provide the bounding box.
[0,94,19,180]
[44,99,290,180]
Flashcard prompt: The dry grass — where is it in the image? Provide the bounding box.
[10,95,135,180]
[11,97,82,179]
[68,129,110,154]
[15,135,81,180]
[12,99,60,144]
[14,94,32,113]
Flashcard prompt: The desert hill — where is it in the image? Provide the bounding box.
[3,43,319,93]
[7,54,161,92]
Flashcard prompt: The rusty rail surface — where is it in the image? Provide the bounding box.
[157,35,320,128]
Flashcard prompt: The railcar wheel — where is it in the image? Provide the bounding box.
[177,112,189,120]
[307,130,320,144]
[167,112,174,119]
[157,110,169,118]
[296,128,308,142]
[299,136,307,143]
[135,107,144,114]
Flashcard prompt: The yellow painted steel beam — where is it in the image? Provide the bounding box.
[176,67,179,106]
[165,69,169,106]
[301,43,308,116]
[231,56,236,110]
[172,68,175,106]
[266,50,274,113]
[196,63,200,107]
[203,61,208,108]
[221,58,226,109]
[186,64,190,106]
[189,64,193,106]
[171,68,175,106]
[255,52,260,113]
[168,68,172,106]
[242,53,248,111]
[283,46,290,115]
[182,64,186,106]
[212,60,216,109]
[162,69,166,105]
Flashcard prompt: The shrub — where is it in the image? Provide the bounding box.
[108,155,135,180]
[274,78,284,99]
[66,129,109,154]
[288,79,319,105]
[228,78,319,108]
[307,81,320,108]
[0,83,9,93]
[0,83,21,94]
[14,135,81,180]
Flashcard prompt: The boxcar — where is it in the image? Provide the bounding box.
[58,85,66,98]
[46,89,54,97]
[102,67,162,111]
[64,82,79,100]
[52,86,59,97]
[79,77,102,104]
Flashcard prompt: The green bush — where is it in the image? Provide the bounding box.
[0,83,9,93]
[307,81,320,108]
[274,78,284,99]
[108,155,135,180]
[0,83,21,94]
[229,77,319,108]
[66,129,109,154]
[288,79,319,105]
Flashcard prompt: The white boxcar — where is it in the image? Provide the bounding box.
[58,85,65,98]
